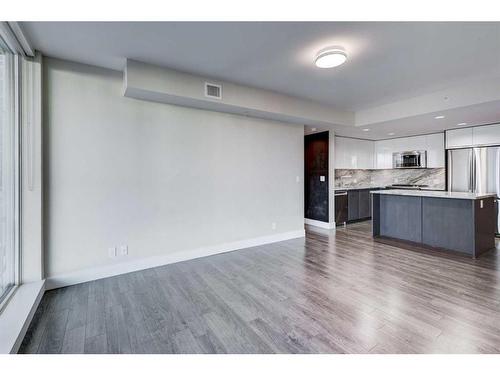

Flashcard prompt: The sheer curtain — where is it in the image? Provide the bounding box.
[0,47,18,306]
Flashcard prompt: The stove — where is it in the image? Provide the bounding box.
[389,184,429,190]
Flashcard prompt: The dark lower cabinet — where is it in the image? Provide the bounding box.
[358,190,371,219]
[347,191,359,221]
[334,192,348,225]
[345,188,377,222]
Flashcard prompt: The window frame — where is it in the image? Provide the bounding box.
[0,49,21,313]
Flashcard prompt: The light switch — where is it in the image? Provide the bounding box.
[320,176,326,182]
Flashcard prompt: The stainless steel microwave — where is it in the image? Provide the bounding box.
[392,150,427,169]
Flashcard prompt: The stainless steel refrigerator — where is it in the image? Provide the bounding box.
[448,147,500,234]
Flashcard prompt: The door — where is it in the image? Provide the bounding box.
[304,132,329,222]
[448,148,473,192]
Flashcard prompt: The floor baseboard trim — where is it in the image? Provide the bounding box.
[304,218,335,229]
[45,229,305,290]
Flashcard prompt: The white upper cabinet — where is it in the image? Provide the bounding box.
[374,133,444,169]
[356,139,375,169]
[446,128,473,149]
[374,139,393,169]
[472,124,500,146]
[425,133,445,168]
[446,123,500,149]
[335,133,445,170]
[334,137,374,169]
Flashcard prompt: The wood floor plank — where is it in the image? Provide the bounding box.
[104,304,132,354]
[61,326,86,354]
[37,308,69,354]
[84,333,107,354]
[85,280,106,339]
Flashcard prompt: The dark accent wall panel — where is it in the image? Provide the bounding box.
[304,132,329,222]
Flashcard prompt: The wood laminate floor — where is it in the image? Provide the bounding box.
[19,221,500,354]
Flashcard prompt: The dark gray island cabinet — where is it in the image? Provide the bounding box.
[371,190,496,258]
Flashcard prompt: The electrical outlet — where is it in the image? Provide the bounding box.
[108,247,117,258]
[119,245,128,256]
[271,222,277,230]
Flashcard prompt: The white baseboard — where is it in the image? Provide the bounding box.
[45,229,305,290]
[304,218,335,229]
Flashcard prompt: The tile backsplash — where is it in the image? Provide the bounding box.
[335,168,446,189]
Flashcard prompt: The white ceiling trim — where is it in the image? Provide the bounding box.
[124,59,355,128]
[124,58,500,140]
[356,74,500,127]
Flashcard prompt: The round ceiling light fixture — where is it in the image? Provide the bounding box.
[315,47,348,68]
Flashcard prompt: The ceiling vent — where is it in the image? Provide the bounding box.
[204,82,222,100]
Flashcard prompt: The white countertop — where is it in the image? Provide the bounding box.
[371,189,496,200]
[333,186,445,192]
[334,186,384,191]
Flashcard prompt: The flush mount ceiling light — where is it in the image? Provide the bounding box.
[362,128,370,132]
[388,132,395,136]
[315,47,348,68]
[434,115,445,119]
[457,122,467,126]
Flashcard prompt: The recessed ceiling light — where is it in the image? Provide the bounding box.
[362,128,370,132]
[388,132,395,136]
[434,115,445,119]
[311,127,317,131]
[315,47,347,68]
[457,122,467,126]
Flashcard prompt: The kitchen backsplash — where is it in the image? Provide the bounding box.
[335,168,446,189]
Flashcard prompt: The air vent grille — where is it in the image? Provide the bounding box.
[205,82,222,99]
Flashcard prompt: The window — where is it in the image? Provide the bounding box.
[0,45,19,307]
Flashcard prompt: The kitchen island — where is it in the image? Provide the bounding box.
[371,189,496,258]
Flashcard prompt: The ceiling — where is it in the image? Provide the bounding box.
[20,22,500,139]
[306,100,500,140]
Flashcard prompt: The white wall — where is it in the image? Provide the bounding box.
[44,58,304,279]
